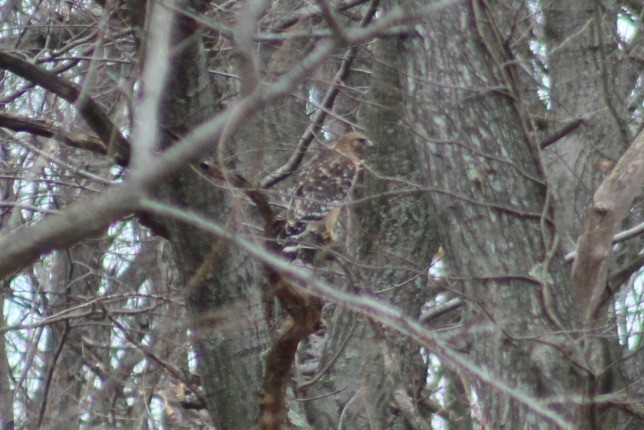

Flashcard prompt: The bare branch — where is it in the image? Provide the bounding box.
[609,253,644,287]
[129,0,176,174]
[140,199,572,430]
[0,112,107,155]
[0,202,58,216]
[274,0,371,35]
[316,0,350,44]
[104,304,208,409]
[539,118,585,149]
[37,322,70,427]
[15,139,114,186]
[564,221,644,262]
[0,186,138,278]
[0,293,164,334]
[0,51,131,165]
[420,298,462,324]
[572,128,644,323]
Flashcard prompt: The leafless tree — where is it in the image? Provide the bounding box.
[0,1,642,429]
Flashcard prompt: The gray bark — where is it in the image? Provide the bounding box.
[542,0,634,247]
[302,19,438,429]
[152,4,270,428]
[0,1,641,428]
[403,2,587,428]
[543,2,642,427]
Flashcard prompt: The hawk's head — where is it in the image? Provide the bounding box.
[333,132,372,158]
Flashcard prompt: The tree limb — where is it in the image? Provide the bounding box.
[0,51,130,165]
[138,199,572,430]
[0,112,107,155]
[564,221,644,262]
[0,2,437,287]
[572,128,644,323]
[0,187,139,279]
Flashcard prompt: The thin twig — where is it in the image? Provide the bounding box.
[103,304,208,408]
[564,220,644,262]
[36,321,70,427]
[539,118,585,149]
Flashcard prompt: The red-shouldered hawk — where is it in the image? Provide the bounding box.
[281,132,371,259]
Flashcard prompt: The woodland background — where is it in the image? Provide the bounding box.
[0,0,642,429]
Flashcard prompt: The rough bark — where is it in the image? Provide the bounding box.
[543,2,642,427]
[403,2,586,428]
[150,3,270,428]
[542,0,635,247]
[302,17,438,428]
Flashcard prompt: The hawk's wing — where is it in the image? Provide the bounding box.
[284,148,358,238]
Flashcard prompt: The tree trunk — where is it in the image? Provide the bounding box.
[302,15,439,428]
[151,5,269,428]
[403,2,586,428]
[543,2,641,427]
[542,0,632,246]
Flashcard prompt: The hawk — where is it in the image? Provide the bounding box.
[281,132,371,259]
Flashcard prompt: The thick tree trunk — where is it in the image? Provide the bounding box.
[302,19,438,429]
[543,2,640,427]
[403,2,587,428]
[151,6,269,428]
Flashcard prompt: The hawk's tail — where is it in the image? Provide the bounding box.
[279,221,307,260]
